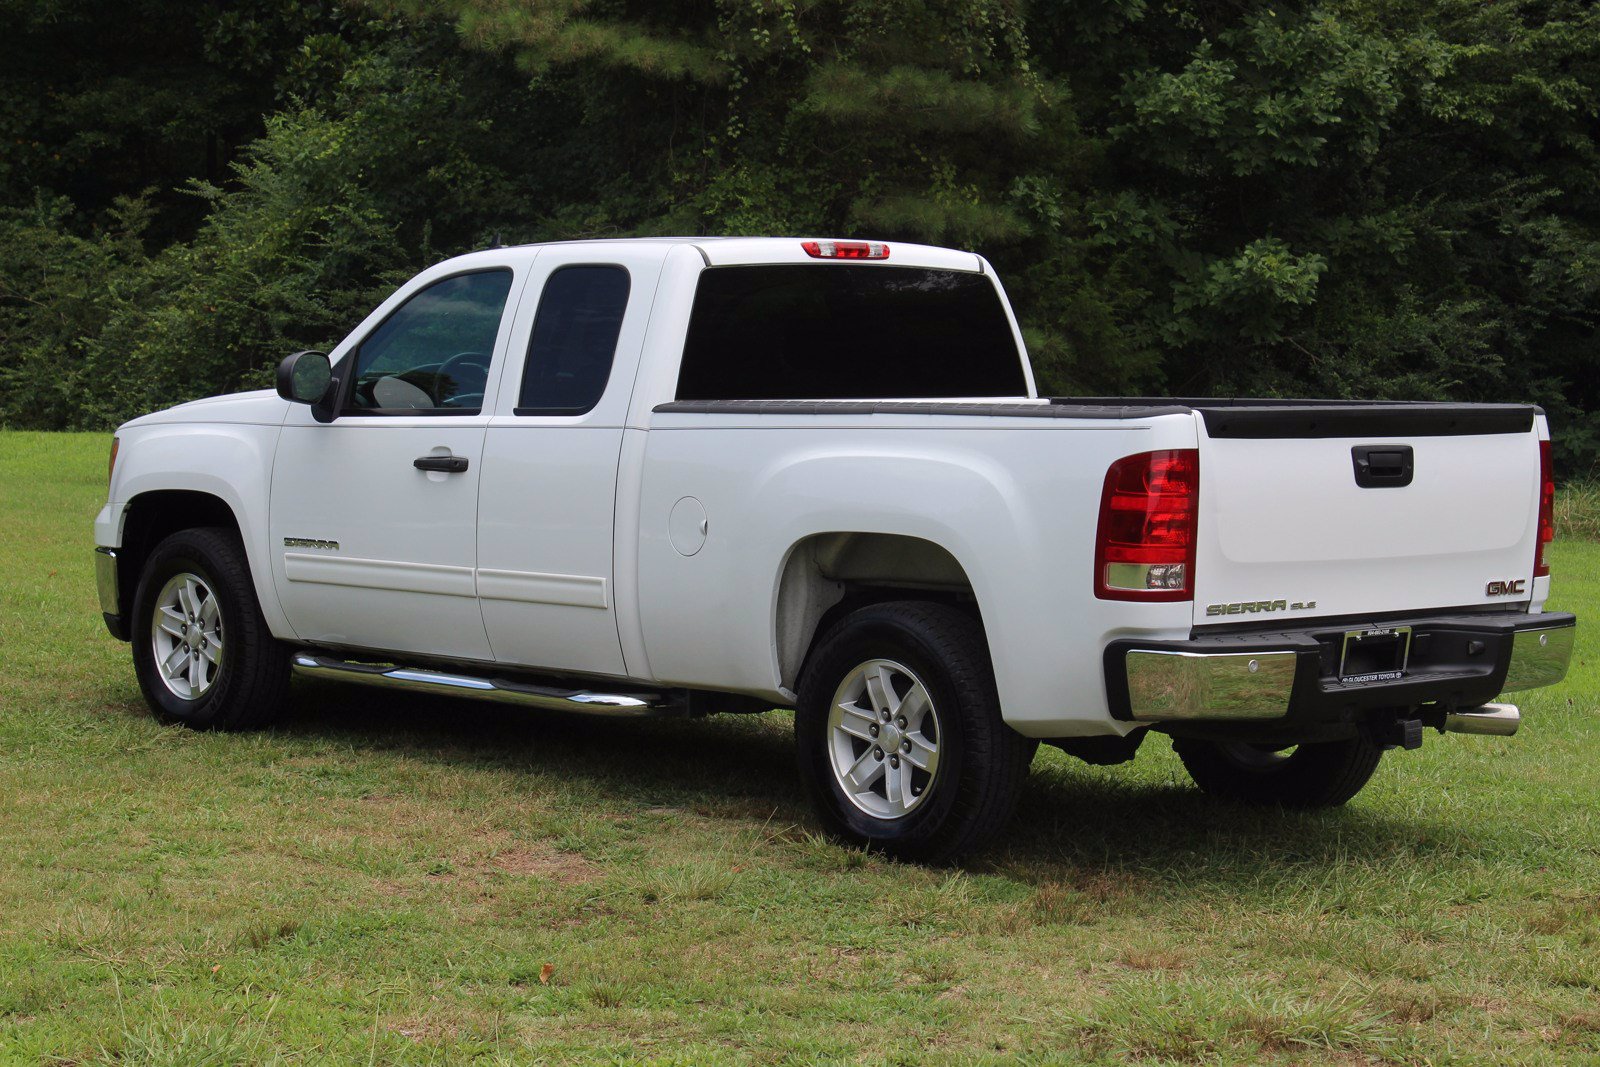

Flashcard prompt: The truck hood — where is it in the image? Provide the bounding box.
[119,389,289,430]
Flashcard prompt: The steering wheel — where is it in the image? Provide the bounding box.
[435,350,491,406]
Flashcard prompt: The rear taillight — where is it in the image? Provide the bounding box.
[801,240,889,260]
[1535,439,1554,578]
[108,436,119,487]
[1095,449,1199,602]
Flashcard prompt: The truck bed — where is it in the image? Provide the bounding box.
[652,394,1550,631]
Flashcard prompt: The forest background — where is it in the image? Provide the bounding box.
[3,0,1596,475]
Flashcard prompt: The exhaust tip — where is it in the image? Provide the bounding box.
[1443,702,1520,737]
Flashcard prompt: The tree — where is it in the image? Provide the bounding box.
[1,0,1595,474]
[0,0,362,244]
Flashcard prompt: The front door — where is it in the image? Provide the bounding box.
[269,265,523,661]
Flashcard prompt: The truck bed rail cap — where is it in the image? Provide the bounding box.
[653,399,1194,420]
[1057,397,1539,438]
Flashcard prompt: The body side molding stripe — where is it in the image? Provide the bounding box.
[476,568,609,609]
[283,553,478,598]
[283,554,610,609]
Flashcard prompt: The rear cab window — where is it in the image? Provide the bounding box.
[675,265,1027,401]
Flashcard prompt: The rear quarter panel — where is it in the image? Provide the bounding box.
[631,410,1201,737]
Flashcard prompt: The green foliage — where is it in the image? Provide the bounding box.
[0,0,363,243]
[0,0,1596,474]
[1065,0,1600,461]
[78,32,536,423]
[0,195,152,429]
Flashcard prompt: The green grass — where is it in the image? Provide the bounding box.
[2,429,1598,1065]
[1557,480,1600,544]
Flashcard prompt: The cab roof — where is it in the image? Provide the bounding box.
[477,236,986,273]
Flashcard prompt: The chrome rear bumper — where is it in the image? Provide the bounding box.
[1109,611,1574,727]
[1502,625,1576,693]
[1125,649,1298,721]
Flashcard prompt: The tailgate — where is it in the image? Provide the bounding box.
[1191,403,1543,626]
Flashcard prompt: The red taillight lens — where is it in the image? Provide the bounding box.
[801,239,889,260]
[1535,439,1554,578]
[1095,449,1199,602]
[108,436,119,487]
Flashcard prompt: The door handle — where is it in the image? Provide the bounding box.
[1351,444,1413,488]
[414,454,469,473]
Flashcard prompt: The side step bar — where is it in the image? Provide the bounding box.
[291,653,683,718]
[1442,702,1521,736]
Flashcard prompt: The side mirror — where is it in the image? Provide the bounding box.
[276,350,333,406]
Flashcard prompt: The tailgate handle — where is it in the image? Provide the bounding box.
[1351,445,1414,488]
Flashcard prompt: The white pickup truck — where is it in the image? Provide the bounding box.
[95,237,1576,860]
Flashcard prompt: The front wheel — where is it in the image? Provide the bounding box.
[130,527,290,730]
[795,601,1034,863]
[1172,735,1383,808]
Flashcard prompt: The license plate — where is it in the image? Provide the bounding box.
[1339,626,1412,683]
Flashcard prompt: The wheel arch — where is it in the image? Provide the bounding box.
[773,531,984,695]
[114,490,245,619]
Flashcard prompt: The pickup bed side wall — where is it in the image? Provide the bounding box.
[96,420,292,639]
[634,413,1202,738]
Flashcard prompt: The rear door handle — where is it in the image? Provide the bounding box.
[414,454,469,473]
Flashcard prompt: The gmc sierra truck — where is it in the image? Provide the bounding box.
[94,237,1576,861]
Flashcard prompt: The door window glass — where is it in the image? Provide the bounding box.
[345,269,514,414]
[516,265,631,416]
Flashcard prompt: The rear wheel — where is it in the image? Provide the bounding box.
[795,601,1034,863]
[1173,736,1383,808]
[130,527,290,730]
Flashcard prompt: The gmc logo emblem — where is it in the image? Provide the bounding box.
[1486,579,1527,597]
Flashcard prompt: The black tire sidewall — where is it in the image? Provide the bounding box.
[1174,736,1382,808]
[130,531,250,729]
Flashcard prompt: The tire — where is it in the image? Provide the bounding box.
[1172,735,1383,808]
[130,527,290,730]
[795,601,1034,864]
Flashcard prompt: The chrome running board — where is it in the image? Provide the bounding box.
[1442,702,1520,736]
[291,653,682,718]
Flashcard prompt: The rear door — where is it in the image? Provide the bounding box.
[1191,405,1544,626]
[475,244,666,677]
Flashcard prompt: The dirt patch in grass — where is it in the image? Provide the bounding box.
[392,1015,463,1043]
[1120,948,1190,972]
[1011,867,1150,929]
[489,846,600,886]
[1524,892,1600,935]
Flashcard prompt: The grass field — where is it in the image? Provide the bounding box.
[1,429,1597,1065]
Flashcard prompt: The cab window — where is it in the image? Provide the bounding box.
[676,265,1026,400]
[344,269,514,414]
[516,265,631,416]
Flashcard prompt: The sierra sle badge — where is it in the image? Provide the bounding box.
[1205,599,1317,617]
